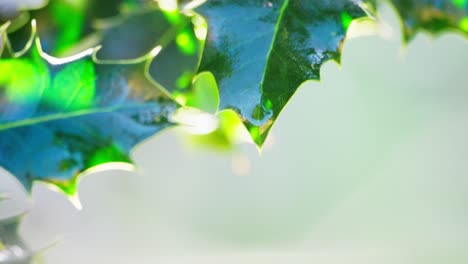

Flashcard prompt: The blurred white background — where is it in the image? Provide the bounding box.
[1,4,468,263]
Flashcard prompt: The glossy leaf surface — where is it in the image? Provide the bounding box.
[0,26,176,195]
[197,0,375,145]
[0,4,205,194]
[93,8,202,98]
[390,0,468,41]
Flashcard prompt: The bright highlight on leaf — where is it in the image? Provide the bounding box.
[182,110,251,150]
[0,58,46,105]
[46,59,96,110]
[158,0,178,12]
[192,15,208,40]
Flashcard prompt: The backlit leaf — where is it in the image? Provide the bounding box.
[0,24,176,195]
[196,0,376,146]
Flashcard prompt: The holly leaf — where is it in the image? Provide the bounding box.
[0,23,176,196]
[196,0,376,146]
[4,0,160,56]
[390,0,468,41]
[0,4,207,195]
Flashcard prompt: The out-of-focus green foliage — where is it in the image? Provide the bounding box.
[0,214,41,264]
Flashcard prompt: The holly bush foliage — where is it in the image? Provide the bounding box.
[0,0,466,196]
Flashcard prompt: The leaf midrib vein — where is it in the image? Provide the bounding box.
[0,102,161,131]
[259,0,290,90]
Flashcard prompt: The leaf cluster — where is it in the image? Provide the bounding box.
[0,0,466,196]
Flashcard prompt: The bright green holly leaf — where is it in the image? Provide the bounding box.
[184,72,220,113]
[179,72,247,151]
[0,46,50,118]
[196,0,376,146]
[390,0,468,41]
[0,29,177,196]
[44,59,95,111]
[90,8,202,104]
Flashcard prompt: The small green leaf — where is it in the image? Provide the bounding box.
[45,59,96,111]
[183,110,246,151]
[0,46,49,119]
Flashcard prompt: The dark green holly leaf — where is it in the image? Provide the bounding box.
[196,0,375,146]
[0,24,176,196]
[176,72,249,151]
[390,0,468,41]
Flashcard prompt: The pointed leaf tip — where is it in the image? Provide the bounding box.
[197,0,374,147]
[0,31,176,194]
